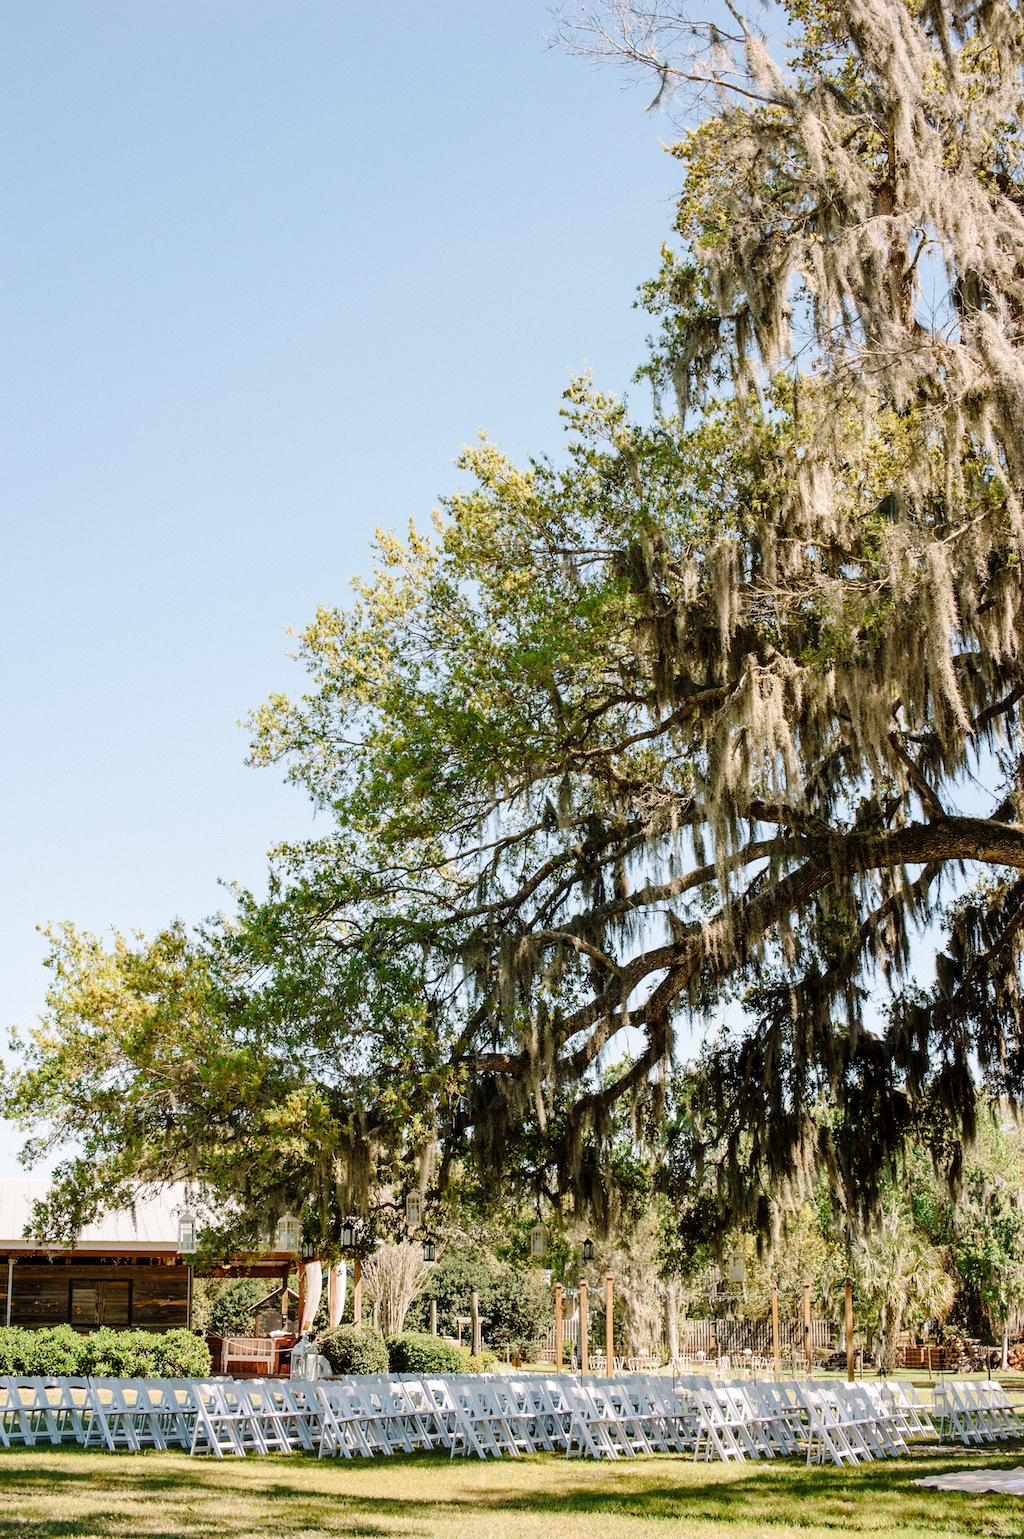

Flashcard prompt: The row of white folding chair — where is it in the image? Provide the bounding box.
[317,1376,460,1458]
[934,1380,1021,1444]
[798,1383,907,1467]
[0,1377,93,1448]
[690,1381,808,1462]
[875,1380,936,1441]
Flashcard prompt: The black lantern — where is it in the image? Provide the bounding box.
[582,1238,594,1262]
[338,1220,356,1251]
[422,1238,436,1263]
[301,1239,316,1262]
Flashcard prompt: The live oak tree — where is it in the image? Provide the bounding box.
[7,0,1024,1249]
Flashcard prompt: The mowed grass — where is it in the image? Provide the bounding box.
[4,1446,1024,1539]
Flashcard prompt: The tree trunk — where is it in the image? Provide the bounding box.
[881,1295,904,1376]
[666,1278,679,1361]
[1002,1318,1010,1372]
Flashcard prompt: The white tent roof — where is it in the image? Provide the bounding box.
[0,1180,188,1252]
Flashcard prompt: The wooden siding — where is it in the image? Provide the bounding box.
[6,1262,189,1331]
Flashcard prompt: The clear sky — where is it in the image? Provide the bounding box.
[0,2,680,1173]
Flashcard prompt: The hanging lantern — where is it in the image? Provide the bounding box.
[728,1249,747,1284]
[275,1213,302,1254]
[301,1238,316,1262]
[176,1212,197,1255]
[422,1238,436,1263]
[530,1222,548,1259]
[405,1192,422,1230]
[582,1238,595,1262]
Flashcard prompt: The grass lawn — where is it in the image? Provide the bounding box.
[5,1446,1024,1539]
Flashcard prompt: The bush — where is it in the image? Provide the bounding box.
[386,1331,464,1374]
[460,1347,499,1372]
[0,1325,84,1376]
[146,1328,211,1377]
[0,1326,211,1378]
[316,1324,388,1375]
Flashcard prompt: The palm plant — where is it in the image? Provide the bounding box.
[853,1208,954,1373]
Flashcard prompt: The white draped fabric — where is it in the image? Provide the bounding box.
[328,1261,347,1328]
[299,1260,323,1332]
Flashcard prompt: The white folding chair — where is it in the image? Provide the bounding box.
[800,1384,874,1467]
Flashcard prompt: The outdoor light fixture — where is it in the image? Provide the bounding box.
[405,1191,422,1230]
[582,1238,595,1262]
[301,1239,316,1262]
[338,1220,356,1251]
[529,1222,548,1259]
[422,1238,436,1263]
[176,1213,197,1255]
[728,1249,747,1284]
[275,1213,302,1254]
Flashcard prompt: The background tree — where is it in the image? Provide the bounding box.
[6,0,1024,1247]
[852,1204,955,1373]
[949,1112,1024,1367]
[361,1243,429,1338]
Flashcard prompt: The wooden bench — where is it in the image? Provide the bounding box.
[221,1336,276,1376]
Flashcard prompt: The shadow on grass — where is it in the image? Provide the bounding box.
[1,1447,1024,1537]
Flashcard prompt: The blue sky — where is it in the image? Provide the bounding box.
[0,2,680,1172]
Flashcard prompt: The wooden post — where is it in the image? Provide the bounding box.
[605,1273,614,1376]
[845,1277,855,1382]
[666,1277,679,1363]
[429,1298,437,1336]
[771,1282,781,1378]
[471,1290,481,1356]
[579,1280,589,1375]
[352,1259,363,1326]
[297,1266,306,1332]
[554,1283,563,1372]
[281,1269,290,1328]
[803,1280,812,1374]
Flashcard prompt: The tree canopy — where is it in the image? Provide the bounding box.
[7,0,1024,1251]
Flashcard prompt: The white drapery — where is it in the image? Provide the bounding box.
[299,1260,323,1332]
[328,1261,347,1327]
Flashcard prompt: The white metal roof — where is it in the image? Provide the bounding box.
[0,1180,188,1252]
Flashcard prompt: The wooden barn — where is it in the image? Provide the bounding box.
[0,1180,194,1332]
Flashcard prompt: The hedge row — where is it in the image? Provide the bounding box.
[315,1324,497,1376]
[0,1326,211,1378]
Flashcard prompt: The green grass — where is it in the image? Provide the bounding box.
[4,1446,1024,1539]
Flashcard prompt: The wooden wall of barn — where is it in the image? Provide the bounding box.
[3,1259,190,1330]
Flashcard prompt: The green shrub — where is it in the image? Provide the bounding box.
[80,1329,159,1377]
[316,1324,388,1375]
[0,1329,31,1374]
[0,1325,210,1378]
[154,1327,211,1377]
[460,1347,499,1372]
[8,1325,84,1377]
[386,1331,464,1374]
